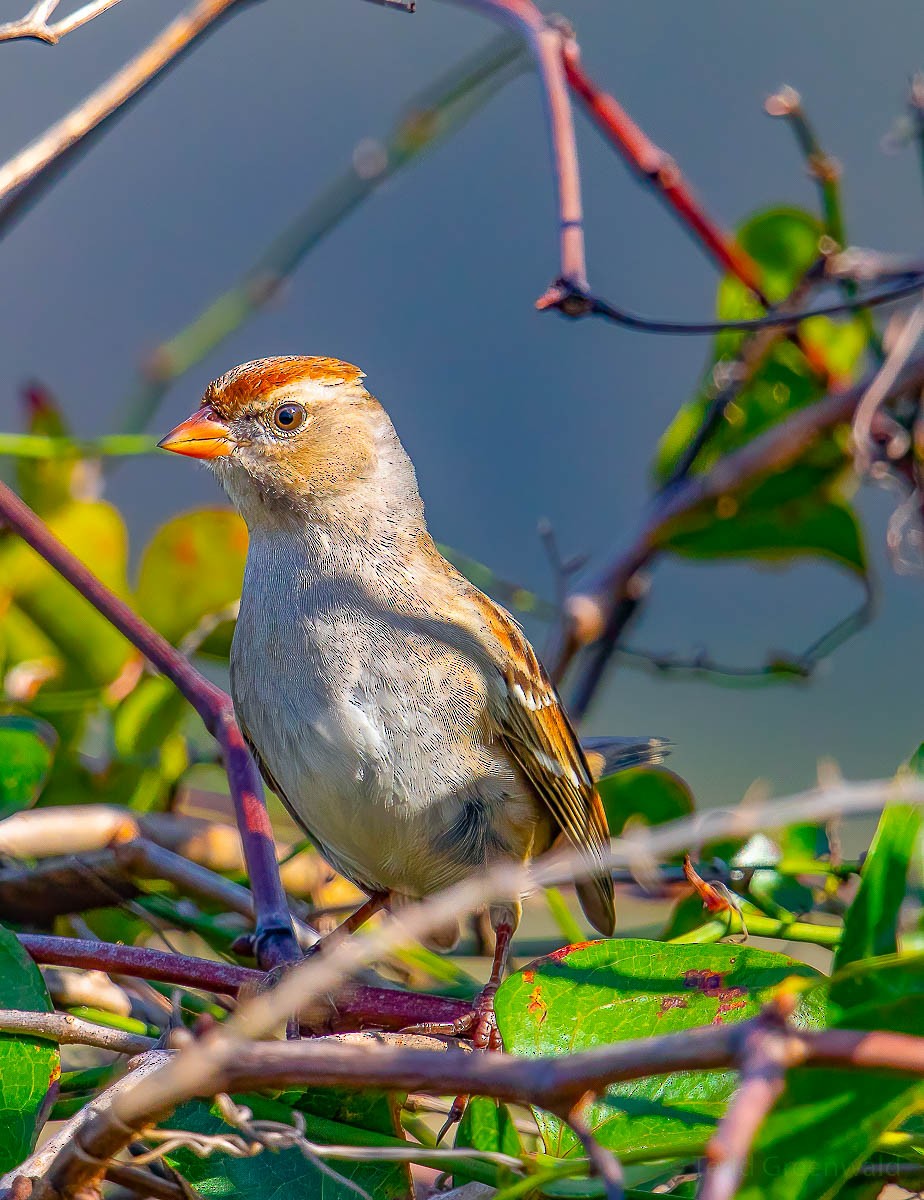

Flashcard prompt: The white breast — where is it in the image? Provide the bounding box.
[229,531,513,897]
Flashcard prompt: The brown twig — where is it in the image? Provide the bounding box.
[699,1020,790,1200]
[0,479,299,969]
[2,1050,173,1191]
[550,350,924,710]
[561,37,762,294]
[0,0,259,225]
[0,1008,155,1055]
[0,0,125,44]
[0,805,327,898]
[853,300,924,474]
[104,1163,186,1200]
[24,1019,924,1198]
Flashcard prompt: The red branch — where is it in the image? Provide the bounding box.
[18,934,471,1032]
[0,480,299,971]
[562,39,763,295]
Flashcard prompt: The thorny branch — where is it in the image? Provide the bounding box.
[22,1018,924,1197]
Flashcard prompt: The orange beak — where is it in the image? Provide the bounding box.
[158,406,235,459]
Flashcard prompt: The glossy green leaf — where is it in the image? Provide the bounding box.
[165,1093,412,1200]
[740,760,924,1200]
[494,939,823,1160]
[0,715,56,813]
[0,923,59,1169]
[456,1097,523,1158]
[136,508,248,645]
[597,767,694,839]
[0,501,131,687]
[834,802,922,972]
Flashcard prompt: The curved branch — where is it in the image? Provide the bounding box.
[17,933,472,1032]
[455,0,587,297]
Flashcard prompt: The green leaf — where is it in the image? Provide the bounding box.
[0,500,131,687]
[597,767,694,839]
[0,715,56,813]
[15,383,87,516]
[658,490,867,576]
[654,207,867,485]
[834,802,922,972]
[165,1094,412,1200]
[739,960,924,1200]
[136,509,247,645]
[494,939,823,1160]
[740,757,924,1200]
[456,1096,523,1188]
[0,923,59,1169]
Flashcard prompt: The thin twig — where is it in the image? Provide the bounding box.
[454,0,587,299]
[119,31,526,432]
[698,1021,789,1200]
[0,1008,155,1055]
[853,299,924,473]
[104,1162,186,1200]
[0,0,125,44]
[18,933,473,1031]
[1,1049,173,1190]
[24,1018,924,1198]
[562,37,762,294]
[0,0,258,223]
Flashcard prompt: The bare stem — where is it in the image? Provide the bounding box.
[0,1008,154,1055]
[17,933,472,1031]
[0,0,126,44]
[0,0,257,223]
[455,0,588,298]
[550,350,924,708]
[25,1020,924,1198]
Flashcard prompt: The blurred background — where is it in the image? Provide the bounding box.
[2,0,923,811]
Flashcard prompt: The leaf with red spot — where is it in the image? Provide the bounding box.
[494,939,823,1160]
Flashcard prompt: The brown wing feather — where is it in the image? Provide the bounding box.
[479,597,616,936]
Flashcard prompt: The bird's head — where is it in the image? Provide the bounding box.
[158,356,396,529]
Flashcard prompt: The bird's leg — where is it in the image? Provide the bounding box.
[470,918,513,1050]
[401,918,514,1051]
[427,921,515,1142]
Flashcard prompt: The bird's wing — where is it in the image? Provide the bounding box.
[477,595,616,936]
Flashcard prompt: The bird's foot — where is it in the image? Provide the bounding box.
[402,983,502,1049]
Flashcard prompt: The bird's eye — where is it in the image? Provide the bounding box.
[271,403,307,435]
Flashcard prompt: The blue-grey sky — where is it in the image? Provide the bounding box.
[2,1,923,811]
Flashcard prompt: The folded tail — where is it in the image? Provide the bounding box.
[581,735,671,781]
